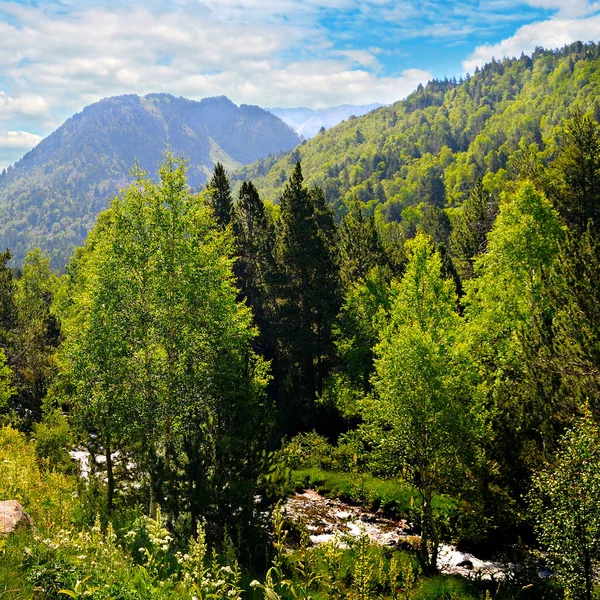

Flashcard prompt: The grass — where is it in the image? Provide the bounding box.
[291,467,456,521]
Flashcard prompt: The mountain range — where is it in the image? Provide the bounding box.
[268,104,383,139]
[0,93,300,267]
[3,42,600,269]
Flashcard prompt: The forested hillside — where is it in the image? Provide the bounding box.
[0,94,300,267]
[237,43,600,223]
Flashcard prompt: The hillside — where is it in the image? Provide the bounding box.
[0,93,300,267]
[237,43,600,221]
[268,103,382,138]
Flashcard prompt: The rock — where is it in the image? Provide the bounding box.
[0,500,33,534]
[457,559,474,570]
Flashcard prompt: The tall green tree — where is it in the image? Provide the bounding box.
[9,249,60,428]
[0,249,17,351]
[530,413,600,600]
[338,200,386,289]
[62,155,270,533]
[552,111,600,232]
[543,225,600,407]
[231,181,275,357]
[275,163,340,432]
[462,182,565,534]
[207,162,234,228]
[449,180,497,280]
[364,234,478,572]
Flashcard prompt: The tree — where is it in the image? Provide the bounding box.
[530,413,600,600]
[0,249,17,351]
[338,199,386,289]
[231,181,276,357]
[0,349,13,411]
[449,180,497,280]
[462,182,565,535]
[274,163,340,433]
[542,224,600,408]
[552,111,600,232]
[364,234,477,572]
[9,249,60,428]
[62,155,270,533]
[207,162,233,228]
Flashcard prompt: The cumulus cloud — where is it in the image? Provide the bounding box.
[463,13,600,72]
[0,92,49,119]
[0,130,43,149]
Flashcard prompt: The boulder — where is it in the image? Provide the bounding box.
[0,500,33,534]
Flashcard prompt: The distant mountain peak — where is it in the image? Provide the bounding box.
[0,93,301,267]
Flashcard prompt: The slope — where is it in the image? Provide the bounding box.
[0,93,300,267]
[237,43,600,225]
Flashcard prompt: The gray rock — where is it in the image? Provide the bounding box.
[0,500,33,534]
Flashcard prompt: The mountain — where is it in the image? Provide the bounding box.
[0,93,300,267]
[268,104,383,139]
[237,42,600,224]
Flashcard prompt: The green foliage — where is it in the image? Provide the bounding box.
[365,234,479,570]
[61,152,270,535]
[0,348,13,411]
[274,163,341,432]
[208,162,234,228]
[530,413,600,600]
[240,43,600,232]
[0,425,76,530]
[32,409,75,474]
[551,109,600,232]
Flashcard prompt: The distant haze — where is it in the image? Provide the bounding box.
[269,104,384,139]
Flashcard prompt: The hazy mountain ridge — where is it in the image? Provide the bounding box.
[269,104,383,138]
[0,93,301,267]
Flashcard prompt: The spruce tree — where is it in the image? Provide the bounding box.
[207,162,233,228]
[338,199,386,289]
[553,111,600,232]
[231,181,275,357]
[449,180,497,280]
[275,163,340,432]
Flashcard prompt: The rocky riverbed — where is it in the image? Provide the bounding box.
[283,489,509,581]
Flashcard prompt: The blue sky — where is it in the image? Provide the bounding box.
[1,0,600,169]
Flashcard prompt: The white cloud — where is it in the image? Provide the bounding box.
[0,130,43,149]
[523,0,600,18]
[463,13,600,72]
[0,92,49,119]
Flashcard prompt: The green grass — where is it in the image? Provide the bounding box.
[291,468,455,520]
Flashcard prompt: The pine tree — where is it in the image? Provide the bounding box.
[231,181,275,357]
[553,111,600,232]
[338,199,386,289]
[275,163,340,432]
[0,249,17,351]
[449,180,497,280]
[208,162,233,228]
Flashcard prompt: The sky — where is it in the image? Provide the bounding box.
[1,0,600,169]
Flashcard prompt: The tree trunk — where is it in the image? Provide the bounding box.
[105,438,114,515]
[422,486,439,574]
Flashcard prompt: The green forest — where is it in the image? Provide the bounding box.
[2,42,600,600]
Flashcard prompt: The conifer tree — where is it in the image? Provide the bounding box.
[449,180,497,280]
[208,162,233,228]
[231,181,275,357]
[0,249,17,351]
[338,200,386,289]
[275,163,340,432]
[553,111,600,232]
